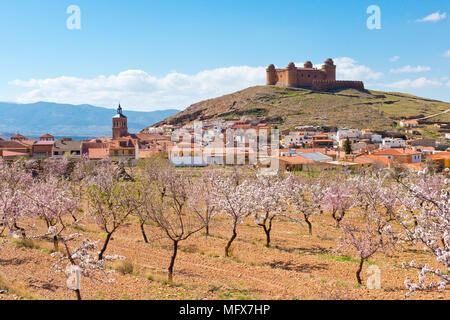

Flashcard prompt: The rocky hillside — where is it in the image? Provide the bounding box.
[147,86,450,133]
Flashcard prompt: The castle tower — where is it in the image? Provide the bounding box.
[321,58,336,80]
[286,62,297,87]
[304,61,313,68]
[266,64,277,85]
[112,104,128,139]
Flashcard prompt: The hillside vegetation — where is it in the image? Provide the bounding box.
[150,86,450,132]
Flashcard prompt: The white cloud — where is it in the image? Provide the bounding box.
[444,50,450,58]
[389,56,400,62]
[389,65,431,73]
[9,58,384,111]
[417,11,447,22]
[333,57,383,80]
[379,77,443,89]
[9,67,266,111]
[447,81,450,87]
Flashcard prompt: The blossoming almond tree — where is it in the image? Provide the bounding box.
[0,159,33,238]
[336,219,397,285]
[323,174,355,228]
[146,168,204,281]
[87,161,134,260]
[210,174,253,257]
[26,175,81,251]
[249,174,294,247]
[51,234,123,300]
[285,174,324,235]
[395,169,449,296]
[188,170,220,237]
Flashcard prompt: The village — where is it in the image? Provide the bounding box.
[0,103,449,172]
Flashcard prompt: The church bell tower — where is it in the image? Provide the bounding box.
[112,104,128,139]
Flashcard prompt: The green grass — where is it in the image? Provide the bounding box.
[0,274,37,300]
[319,254,375,265]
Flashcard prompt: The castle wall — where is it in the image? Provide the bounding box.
[312,80,365,91]
[270,68,329,87]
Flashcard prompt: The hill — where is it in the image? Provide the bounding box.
[149,86,450,134]
[0,102,179,137]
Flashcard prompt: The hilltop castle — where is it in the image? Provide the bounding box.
[266,59,364,91]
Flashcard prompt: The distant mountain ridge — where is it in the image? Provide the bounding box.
[0,102,179,137]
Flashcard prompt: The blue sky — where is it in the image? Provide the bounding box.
[0,0,449,111]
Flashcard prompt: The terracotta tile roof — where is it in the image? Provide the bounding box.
[427,152,450,160]
[279,156,314,164]
[2,150,30,157]
[40,133,54,139]
[88,148,108,159]
[358,155,392,165]
[373,148,421,156]
[11,133,27,140]
[352,157,374,165]
[35,141,55,146]
[401,120,418,124]
[0,141,29,148]
[20,140,37,146]
[134,133,170,142]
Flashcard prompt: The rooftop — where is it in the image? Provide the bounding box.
[373,148,421,156]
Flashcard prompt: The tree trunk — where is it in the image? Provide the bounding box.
[75,288,82,300]
[14,223,26,239]
[205,224,210,237]
[140,222,149,244]
[304,214,312,235]
[53,235,59,252]
[263,225,271,248]
[356,258,365,285]
[168,240,179,282]
[225,225,237,257]
[98,232,113,261]
[332,210,344,228]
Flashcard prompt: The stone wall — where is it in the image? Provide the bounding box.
[312,80,365,91]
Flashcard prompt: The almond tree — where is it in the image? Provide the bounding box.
[51,233,123,300]
[87,161,134,260]
[26,175,81,251]
[336,218,397,285]
[41,157,72,179]
[188,170,220,237]
[395,169,449,296]
[249,174,293,247]
[210,174,253,257]
[146,168,204,281]
[285,174,324,235]
[126,177,152,244]
[323,174,354,227]
[0,159,33,238]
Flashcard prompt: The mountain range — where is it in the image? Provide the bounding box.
[0,102,179,138]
